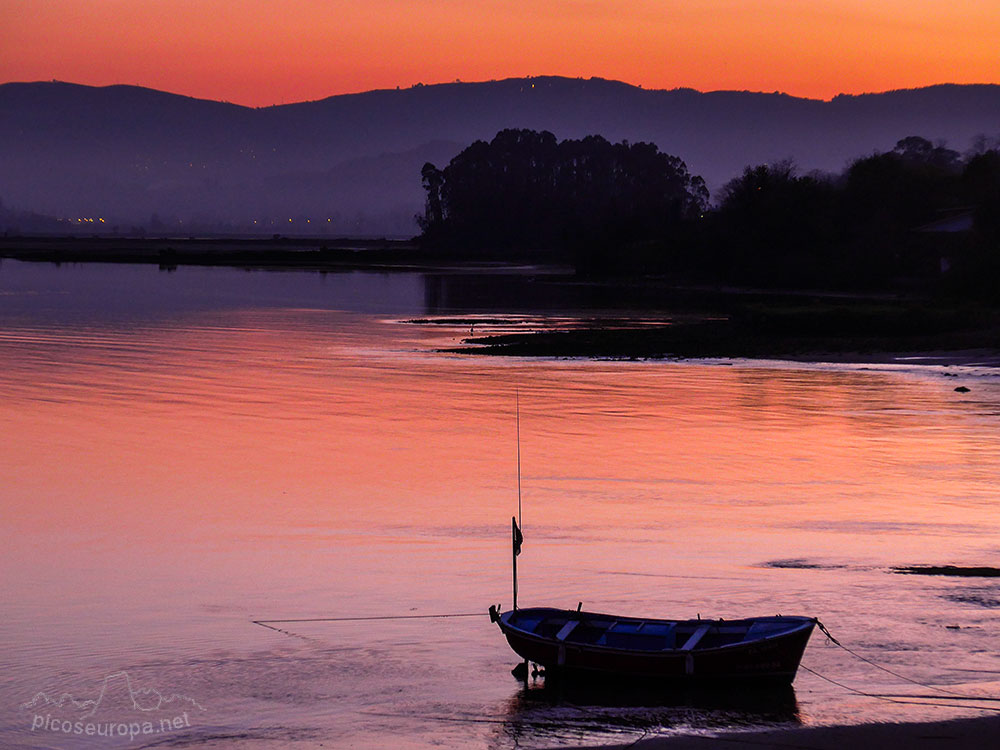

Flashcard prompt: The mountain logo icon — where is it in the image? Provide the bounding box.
[21,671,205,718]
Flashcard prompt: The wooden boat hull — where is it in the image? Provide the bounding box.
[496,607,815,685]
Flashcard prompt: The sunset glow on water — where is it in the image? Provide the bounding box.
[2,262,999,748]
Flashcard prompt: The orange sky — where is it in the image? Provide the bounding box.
[2,1,998,106]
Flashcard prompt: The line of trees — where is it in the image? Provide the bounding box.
[418,131,1000,295]
[701,136,1000,290]
[417,129,708,268]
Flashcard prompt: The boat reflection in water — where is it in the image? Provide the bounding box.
[497,676,801,747]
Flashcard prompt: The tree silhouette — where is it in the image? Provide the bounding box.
[418,130,997,293]
[711,162,839,286]
[417,162,445,237]
[418,129,707,266]
[893,136,961,172]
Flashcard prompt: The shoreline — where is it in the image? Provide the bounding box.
[573,715,1000,749]
[0,235,431,271]
[6,238,1000,368]
[444,311,1000,367]
[450,329,1000,369]
[455,344,1000,369]
[0,235,565,272]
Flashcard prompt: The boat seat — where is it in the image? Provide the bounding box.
[680,623,712,651]
[555,620,579,641]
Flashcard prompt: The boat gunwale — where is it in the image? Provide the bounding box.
[499,607,815,656]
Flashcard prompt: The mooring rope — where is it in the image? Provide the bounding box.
[251,611,486,637]
[816,620,973,698]
[811,620,1000,711]
[800,664,1000,714]
[253,611,483,625]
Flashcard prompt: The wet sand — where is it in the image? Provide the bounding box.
[576,715,1000,749]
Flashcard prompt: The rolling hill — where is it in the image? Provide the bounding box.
[1,77,998,235]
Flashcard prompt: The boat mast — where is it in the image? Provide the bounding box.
[513,389,522,610]
[516,388,522,531]
[512,516,519,611]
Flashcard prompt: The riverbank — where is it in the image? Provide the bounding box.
[0,235,431,270]
[0,235,573,272]
[449,305,1000,365]
[575,715,1000,749]
[7,237,1000,365]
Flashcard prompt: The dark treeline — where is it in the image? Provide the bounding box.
[703,136,1000,293]
[418,130,1000,297]
[417,129,708,271]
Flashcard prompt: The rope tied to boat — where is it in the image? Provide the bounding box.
[253,612,483,625]
[814,618,841,646]
[810,619,1000,706]
[251,611,487,638]
[799,664,1000,713]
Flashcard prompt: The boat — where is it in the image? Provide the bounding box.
[490,605,815,684]
[488,393,816,685]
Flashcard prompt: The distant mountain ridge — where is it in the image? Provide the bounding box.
[2,77,998,235]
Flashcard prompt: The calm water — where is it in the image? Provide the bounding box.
[2,260,999,749]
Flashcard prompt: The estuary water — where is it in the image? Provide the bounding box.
[1,260,999,749]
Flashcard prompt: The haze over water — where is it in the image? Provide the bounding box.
[2,260,999,748]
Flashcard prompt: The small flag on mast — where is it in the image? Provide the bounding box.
[512,516,523,557]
